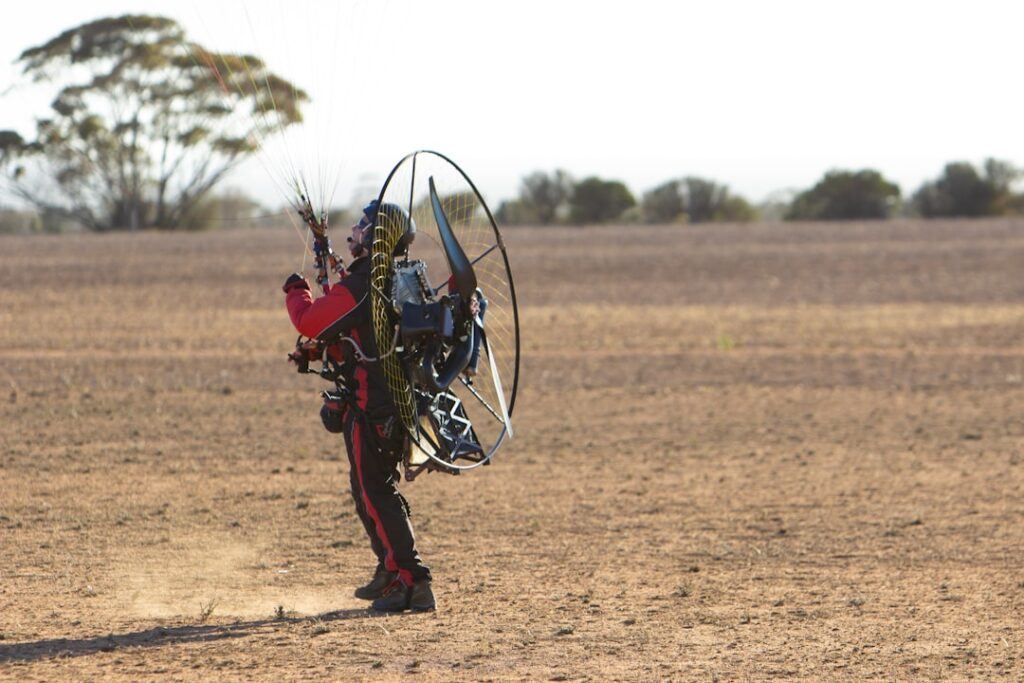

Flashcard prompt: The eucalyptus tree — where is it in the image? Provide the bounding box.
[0,15,307,230]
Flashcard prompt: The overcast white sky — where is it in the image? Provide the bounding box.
[2,0,1022,208]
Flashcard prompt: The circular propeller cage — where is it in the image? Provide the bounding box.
[369,150,520,471]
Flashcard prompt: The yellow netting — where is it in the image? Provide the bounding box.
[370,213,417,433]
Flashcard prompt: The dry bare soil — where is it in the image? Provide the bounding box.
[1,219,1023,681]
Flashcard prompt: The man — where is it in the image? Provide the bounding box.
[282,200,435,613]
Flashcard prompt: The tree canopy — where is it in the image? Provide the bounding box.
[642,177,755,224]
[569,177,635,224]
[912,159,1022,218]
[0,15,307,231]
[495,169,573,225]
[786,169,900,221]
[640,179,686,223]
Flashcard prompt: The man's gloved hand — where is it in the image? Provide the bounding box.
[288,338,321,373]
[282,273,310,294]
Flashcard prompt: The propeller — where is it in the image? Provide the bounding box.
[429,176,477,314]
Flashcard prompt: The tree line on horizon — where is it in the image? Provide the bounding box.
[3,158,1022,234]
[494,158,1024,227]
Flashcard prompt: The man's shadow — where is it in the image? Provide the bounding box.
[0,607,396,664]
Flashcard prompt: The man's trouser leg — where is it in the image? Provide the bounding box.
[347,458,388,569]
[343,413,430,586]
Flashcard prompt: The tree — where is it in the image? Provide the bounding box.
[519,170,574,225]
[683,177,727,223]
[495,170,574,226]
[641,176,755,223]
[569,176,635,224]
[0,15,307,231]
[641,180,685,223]
[912,159,1021,217]
[786,169,900,220]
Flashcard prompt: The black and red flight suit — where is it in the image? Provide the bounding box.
[285,255,430,588]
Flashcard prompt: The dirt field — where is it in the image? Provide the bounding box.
[1,219,1023,681]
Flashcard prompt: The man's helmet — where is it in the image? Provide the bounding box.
[360,199,416,256]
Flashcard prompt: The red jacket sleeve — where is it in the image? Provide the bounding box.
[285,282,361,339]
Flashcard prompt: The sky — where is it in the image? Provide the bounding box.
[2,0,1023,209]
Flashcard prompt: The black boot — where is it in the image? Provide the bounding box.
[371,578,435,612]
[354,566,398,601]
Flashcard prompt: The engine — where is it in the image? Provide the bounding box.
[389,259,484,472]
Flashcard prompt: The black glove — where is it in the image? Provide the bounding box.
[282,273,310,294]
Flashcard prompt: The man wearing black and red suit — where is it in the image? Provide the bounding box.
[282,200,434,613]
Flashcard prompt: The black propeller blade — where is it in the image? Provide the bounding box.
[429,176,477,312]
